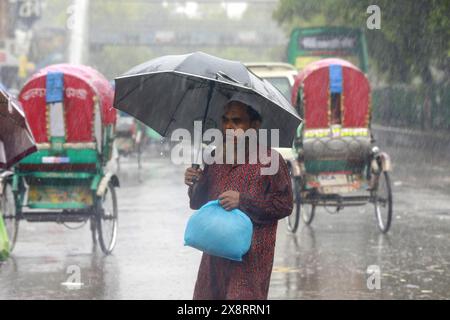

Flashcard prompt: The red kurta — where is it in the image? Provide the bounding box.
[188,148,293,300]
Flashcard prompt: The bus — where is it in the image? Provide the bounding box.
[287,27,369,73]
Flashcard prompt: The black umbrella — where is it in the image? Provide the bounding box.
[114,52,301,149]
[0,88,37,169]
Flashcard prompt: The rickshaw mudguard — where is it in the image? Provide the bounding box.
[0,171,13,180]
[0,171,13,196]
[95,172,120,197]
[273,148,304,178]
[376,152,392,172]
[273,147,296,162]
[287,159,304,178]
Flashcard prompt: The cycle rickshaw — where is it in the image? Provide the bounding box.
[115,113,149,170]
[283,58,393,233]
[2,64,119,254]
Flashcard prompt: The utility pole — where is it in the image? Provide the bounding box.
[0,0,11,86]
[68,0,89,64]
[0,0,7,41]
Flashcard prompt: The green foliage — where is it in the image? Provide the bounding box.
[372,84,450,130]
[274,0,450,130]
[274,0,450,84]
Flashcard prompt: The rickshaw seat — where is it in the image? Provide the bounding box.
[303,135,371,162]
[301,130,372,174]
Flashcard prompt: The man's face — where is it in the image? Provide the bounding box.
[221,102,259,140]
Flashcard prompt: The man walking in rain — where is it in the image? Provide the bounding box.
[184,94,293,300]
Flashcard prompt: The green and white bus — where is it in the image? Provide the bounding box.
[287,27,369,73]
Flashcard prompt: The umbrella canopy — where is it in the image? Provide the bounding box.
[0,88,37,169]
[114,52,301,148]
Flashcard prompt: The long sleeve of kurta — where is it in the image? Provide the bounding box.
[239,154,293,225]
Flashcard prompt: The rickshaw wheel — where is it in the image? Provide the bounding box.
[373,171,393,233]
[286,176,301,233]
[301,203,316,225]
[96,182,118,255]
[1,182,19,252]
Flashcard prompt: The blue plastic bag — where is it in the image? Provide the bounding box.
[184,200,253,262]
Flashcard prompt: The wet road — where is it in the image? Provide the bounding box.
[0,142,449,300]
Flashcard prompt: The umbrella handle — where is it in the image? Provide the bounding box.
[191,164,200,183]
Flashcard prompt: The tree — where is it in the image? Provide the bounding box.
[274,0,450,129]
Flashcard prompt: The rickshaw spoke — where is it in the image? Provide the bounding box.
[1,182,19,252]
[97,182,118,254]
[374,172,393,233]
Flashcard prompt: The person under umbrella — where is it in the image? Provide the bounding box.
[114,52,300,300]
[184,93,293,300]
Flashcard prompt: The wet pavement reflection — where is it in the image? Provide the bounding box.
[1,143,449,299]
